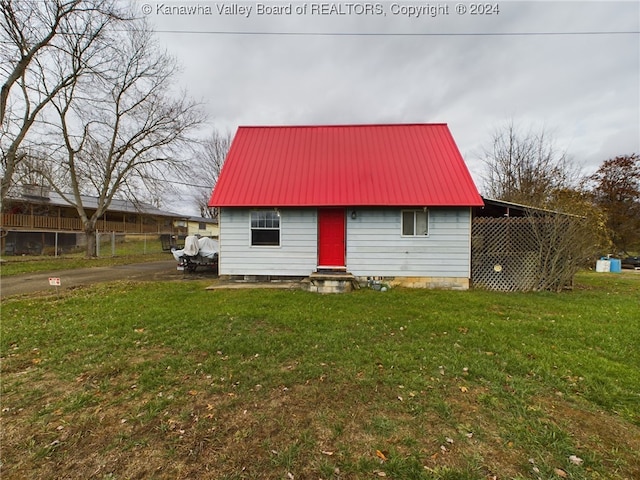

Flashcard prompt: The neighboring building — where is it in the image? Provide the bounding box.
[186,216,219,238]
[208,124,484,289]
[1,185,184,255]
[166,217,218,251]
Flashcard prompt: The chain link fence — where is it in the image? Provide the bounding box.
[95,232,170,257]
[1,231,181,258]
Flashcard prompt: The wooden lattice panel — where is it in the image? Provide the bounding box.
[472,217,540,291]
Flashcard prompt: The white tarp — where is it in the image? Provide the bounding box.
[196,236,218,259]
[183,235,200,256]
[172,236,219,261]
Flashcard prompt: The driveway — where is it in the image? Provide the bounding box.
[0,260,189,298]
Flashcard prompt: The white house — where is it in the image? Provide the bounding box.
[208,124,484,289]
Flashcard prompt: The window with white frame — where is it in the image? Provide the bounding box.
[250,210,280,246]
[402,209,429,236]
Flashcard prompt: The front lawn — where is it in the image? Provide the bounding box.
[1,272,638,479]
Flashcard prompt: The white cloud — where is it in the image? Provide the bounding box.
[138,0,639,212]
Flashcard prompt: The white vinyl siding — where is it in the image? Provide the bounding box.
[219,207,472,279]
[346,207,471,278]
[219,208,317,276]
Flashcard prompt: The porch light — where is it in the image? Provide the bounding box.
[351,210,357,220]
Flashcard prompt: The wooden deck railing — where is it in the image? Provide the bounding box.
[1,213,174,234]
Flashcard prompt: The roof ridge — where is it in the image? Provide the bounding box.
[237,123,449,129]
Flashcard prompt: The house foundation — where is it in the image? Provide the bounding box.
[367,276,470,290]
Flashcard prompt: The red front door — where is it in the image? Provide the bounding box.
[318,208,346,268]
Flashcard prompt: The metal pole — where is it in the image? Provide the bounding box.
[96,230,100,257]
[55,231,58,258]
[112,231,116,257]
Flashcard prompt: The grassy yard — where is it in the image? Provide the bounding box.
[0,235,170,276]
[1,272,638,479]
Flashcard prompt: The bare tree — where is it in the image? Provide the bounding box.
[479,121,609,291]
[481,121,576,206]
[192,129,232,218]
[526,188,609,291]
[0,0,127,207]
[34,19,205,257]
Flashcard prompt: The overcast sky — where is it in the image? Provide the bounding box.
[137,0,640,214]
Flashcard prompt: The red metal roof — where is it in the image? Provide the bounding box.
[208,124,484,207]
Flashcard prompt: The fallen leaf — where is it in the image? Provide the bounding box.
[375,450,388,461]
[459,386,469,393]
[321,450,334,456]
[554,467,568,478]
[569,455,584,466]
[188,390,198,396]
[287,473,294,479]
[446,437,454,444]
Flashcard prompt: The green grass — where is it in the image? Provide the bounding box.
[1,272,639,479]
[0,236,169,276]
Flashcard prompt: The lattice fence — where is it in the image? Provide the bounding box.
[472,217,536,291]
[472,216,581,291]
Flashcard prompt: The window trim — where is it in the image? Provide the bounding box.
[401,209,429,237]
[250,209,281,247]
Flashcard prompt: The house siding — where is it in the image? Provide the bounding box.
[220,207,472,280]
[219,208,317,276]
[346,208,471,278]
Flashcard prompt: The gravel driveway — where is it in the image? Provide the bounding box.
[0,260,187,298]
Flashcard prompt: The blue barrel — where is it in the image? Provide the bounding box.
[610,258,622,273]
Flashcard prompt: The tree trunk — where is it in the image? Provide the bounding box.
[84,224,97,258]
